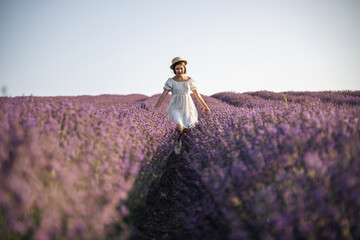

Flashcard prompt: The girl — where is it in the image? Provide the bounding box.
[155,57,211,152]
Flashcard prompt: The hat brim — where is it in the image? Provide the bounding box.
[170,60,187,69]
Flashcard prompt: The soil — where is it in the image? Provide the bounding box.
[130,138,230,240]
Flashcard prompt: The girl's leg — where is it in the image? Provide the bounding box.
[176,123,184,134]
[174,124,184,154]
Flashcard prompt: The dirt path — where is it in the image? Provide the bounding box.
[130,139,230,240]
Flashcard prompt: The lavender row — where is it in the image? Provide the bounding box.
[186,94,360,239]
[0,95,175,240]
[212,90,360,107]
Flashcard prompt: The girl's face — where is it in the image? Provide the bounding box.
[175,64,185,76]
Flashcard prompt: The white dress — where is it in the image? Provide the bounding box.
[163,77,199,128]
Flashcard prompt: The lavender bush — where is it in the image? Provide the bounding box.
[189,91,360,239]
[0,94,174,239]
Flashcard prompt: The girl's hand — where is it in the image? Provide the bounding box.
[203,107,211,114]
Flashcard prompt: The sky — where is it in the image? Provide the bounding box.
[0,0,359,97]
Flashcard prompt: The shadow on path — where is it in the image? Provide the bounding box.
[130,137,230,240]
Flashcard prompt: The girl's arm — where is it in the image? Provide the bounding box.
[155,89,170,108]
[192,90,211,113]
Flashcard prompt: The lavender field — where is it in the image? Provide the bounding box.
[1,90,360,240]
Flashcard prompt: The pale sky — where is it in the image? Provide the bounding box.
[1,0,359,97]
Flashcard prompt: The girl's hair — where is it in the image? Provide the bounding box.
[172,61,187,74]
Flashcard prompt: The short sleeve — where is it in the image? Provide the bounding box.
[190,78,197,91]
[163,78,173,91]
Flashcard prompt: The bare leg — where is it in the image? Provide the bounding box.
[174,124,184,154]
[176,123,184,134]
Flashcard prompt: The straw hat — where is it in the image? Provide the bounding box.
[170,57,187,69]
